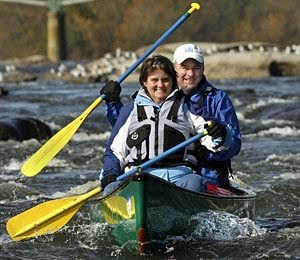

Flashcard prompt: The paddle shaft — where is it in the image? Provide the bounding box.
[117,3,200,84]
[117,130,207,181]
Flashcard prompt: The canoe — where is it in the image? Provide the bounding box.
[90,172,256,253]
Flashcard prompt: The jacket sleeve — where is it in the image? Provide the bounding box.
[186,108,232,153]
[102,102,133,177]
[105,100,124,127]
[206,90,241,161]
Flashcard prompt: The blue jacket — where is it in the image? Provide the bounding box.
[104,76,241,184]
[185,76,241,161]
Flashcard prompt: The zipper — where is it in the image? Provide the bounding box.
[152,107,159,156]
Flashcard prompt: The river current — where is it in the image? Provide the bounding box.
[0,75,299,259]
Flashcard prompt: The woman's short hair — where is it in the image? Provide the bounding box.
[139,55,178,89]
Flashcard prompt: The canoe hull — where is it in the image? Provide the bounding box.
[90,172,256,253]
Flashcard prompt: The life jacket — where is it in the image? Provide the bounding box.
[124,90,197,168]
[197,85,215,108]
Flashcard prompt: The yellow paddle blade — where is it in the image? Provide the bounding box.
[21,97,103,177]
[6,187,101,241]
[102,196,135,224]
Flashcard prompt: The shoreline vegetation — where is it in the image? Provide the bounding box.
[0,42,300,85]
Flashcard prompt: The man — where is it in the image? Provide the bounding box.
[172,44,241,190]
[100,43,241,191]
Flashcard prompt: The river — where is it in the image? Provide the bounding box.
[0,75,299,259]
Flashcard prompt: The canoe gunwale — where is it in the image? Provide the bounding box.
[99,171,256,202]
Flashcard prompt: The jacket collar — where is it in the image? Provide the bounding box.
[135,88,179,108]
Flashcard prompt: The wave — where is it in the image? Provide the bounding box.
[0,181,40,200]
[2,158,23,171]
[244,126,300,137]
[237,113,294,127]
[246,97,296,111]
[72,131,111,142]
[266,153,300,173]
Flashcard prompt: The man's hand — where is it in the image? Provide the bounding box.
[205,120,226,140]
[100,80,121,103]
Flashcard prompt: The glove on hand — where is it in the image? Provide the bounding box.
[195,142,209,161]
[205,120,226,140]
[100,80,121,103]
[101,173,118,189]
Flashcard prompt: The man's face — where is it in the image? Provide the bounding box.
[175,58,204,94]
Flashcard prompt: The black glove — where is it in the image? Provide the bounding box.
[205,120,226,140]
[101,173,118,189]
[195,142,209,161]
[100,80,121,103]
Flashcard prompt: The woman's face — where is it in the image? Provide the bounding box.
[143,69,173,104]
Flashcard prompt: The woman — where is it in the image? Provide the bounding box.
[100,55,231,194]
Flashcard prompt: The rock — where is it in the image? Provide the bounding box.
[269,61,300,76]
[0,87,8,97]
[0,117,52,141]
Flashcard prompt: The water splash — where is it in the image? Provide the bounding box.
[65,180,99,196]
[2,158,23,171]
[189,210,265,240]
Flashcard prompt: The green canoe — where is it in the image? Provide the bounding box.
[90,172,256,253]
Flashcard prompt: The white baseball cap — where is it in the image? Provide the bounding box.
[173,44,204,64]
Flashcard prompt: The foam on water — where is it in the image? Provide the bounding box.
[73,131,110,142]
[64,180,99,196]
[189,210,266,240]
[47,121,62,131]
[260,118,294,125]
[246,97,296,111]
[245,126,300,137]
[266,153,300,165]
[2,158,23,171]
[0,233,12,245]
[276,172,300,180]
[47,157,73,168]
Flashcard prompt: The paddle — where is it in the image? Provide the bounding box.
[21,2,201,177]
[7,129,207,241]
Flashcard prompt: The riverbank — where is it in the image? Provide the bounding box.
[138,42,300,80]
[0,42,299,85]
